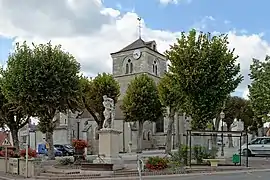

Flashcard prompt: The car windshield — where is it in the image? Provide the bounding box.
[64,145,73,149]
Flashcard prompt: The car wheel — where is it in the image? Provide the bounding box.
[243,149,252,157]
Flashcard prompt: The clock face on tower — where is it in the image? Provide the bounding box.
[133,49,141,60]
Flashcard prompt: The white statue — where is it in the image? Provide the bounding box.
[102,95,115,129]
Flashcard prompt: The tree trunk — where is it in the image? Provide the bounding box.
[227,123,233,148]
[165,107,175,154]
[46,131,55,160]
[137,121,143,153]
[212,118,220,149]
[11,129,19,153]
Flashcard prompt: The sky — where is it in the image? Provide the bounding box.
[1,0,270,99]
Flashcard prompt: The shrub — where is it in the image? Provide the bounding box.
[72,139,88,149]
[19,148,37,158]
[169,145,188,167]
[192,145,218,164]
[145,156,168,171]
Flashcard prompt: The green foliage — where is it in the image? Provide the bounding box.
[166,29,243,130]
[121,74,163,123]
[249,56,270,127]
[80,73,120,129]
[169,145,188,166]
[158,73,186,110]
[223,96,254,130]
[1,41,81,159]
[145,156,168,171]
[192,145,217,164]
[1,41,81,132]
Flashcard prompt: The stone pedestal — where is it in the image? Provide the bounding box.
[93,128,124,170]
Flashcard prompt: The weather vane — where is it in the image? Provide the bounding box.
[137,17,142,38]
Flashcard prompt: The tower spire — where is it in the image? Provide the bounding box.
[137,17,142,39]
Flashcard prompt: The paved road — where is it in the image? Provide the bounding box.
[93,170,270,180]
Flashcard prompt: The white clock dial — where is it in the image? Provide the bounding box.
[133,49,141,60]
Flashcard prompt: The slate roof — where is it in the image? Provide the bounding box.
[111,38,161,55]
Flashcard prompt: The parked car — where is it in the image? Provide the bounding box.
[37,143,63,157]
[240,136,270,156]
[54,144,74,156]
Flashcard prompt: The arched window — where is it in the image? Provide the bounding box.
[153,61,158,76]
[125,59,133,74]
[125,63,129,74]
[130,62,133,73]
[156,117,164,133]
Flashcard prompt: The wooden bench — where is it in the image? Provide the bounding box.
[81,163,114,171]
[203,159,225,167]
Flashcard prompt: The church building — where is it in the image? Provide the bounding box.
[18,38,188,153]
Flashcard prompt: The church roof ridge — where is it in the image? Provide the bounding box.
[111,38,160,55]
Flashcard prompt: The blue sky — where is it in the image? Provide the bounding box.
[0,0,269,98]
[104,0,268,35]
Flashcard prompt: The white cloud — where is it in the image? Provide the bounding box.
[159,0,179,5]
[158,0,192,5]
[0,0,269,97]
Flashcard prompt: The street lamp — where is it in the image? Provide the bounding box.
[76,119,80,140]
[220,111,225,157]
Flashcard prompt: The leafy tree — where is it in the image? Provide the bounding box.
[0,86,29,152]
[249,56,270,136]
[1,42,81,159]
[80,73,120,130]
[121,74,163,153]
[223,96,254,147]
[165,29,243,130]
[158,73,186,153]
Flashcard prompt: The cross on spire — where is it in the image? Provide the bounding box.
[137,17,142,38]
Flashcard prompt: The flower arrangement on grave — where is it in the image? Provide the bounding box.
[19,148,37,158]
[72,139,88,150]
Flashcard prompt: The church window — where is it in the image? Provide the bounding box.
[64,119,66,124]
[153,61,158,76]
[125,63,129,74]
[125,59,133,74]
[156,117,164,133]
[130,63,133,73]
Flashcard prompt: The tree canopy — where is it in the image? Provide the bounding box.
[121,74,163,152]
[121,74,163,123]
[1,41,81,159]
[223,96,254,130]
[165,29,243,130]
[158,73,186,152]
[80,73,120,129]
[249,56,270,128]
[0,85,29,152]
